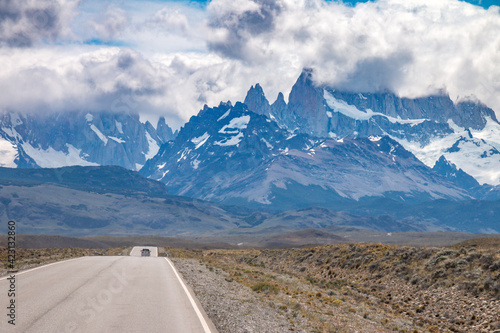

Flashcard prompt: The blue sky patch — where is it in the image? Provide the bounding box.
[459,0,499,9]
[83,39,131,47]
[329,0,496,8]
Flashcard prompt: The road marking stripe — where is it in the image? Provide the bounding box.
[165,258,213,333]
[0,257,85,280]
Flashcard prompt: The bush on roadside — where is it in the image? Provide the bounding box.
[251,282,279,294]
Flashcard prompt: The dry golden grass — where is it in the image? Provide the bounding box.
[172,241,500,333]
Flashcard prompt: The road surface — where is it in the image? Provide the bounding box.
[0,247,216,333]
[129,246,158,257]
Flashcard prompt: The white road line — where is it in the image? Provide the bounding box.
[0,257,85,280]
[164,258,213,333]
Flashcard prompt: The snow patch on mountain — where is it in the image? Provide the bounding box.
[109,136,125,143]
[261,138,273,149]
[177,148,191,163]
[324,90,426,126]
[191,132,210,149]
[470,117,500,151]
[191,159,201,169]
[219,115,250,134]
[324,90,369,120]
[90,124,108,145]
[445,139,500,186]
[396,120,500,185]
[217,109,231,122]
[1,125,21,140]
[0,138,17,167]
[392,124,462,166]
[145,132,160,162]
[115,120,123,134]
[215,132,244,146]
[21,143,98,168]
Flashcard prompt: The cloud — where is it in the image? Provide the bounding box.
[0,0,78,47]
[1,0,500,128]
[86,5,129,41]
[202,0,500,113]
[207,0,283,60]
[0,47,162,115]
[148,7,189,33]
[332,52,414,93]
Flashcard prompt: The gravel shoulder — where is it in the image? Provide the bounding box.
[172,258,302,333]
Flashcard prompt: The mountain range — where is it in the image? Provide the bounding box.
[245,69,500,188]
[0,69,499,234]
[0,111,175,170]
[140,101,471,206]
[141,69,500,203]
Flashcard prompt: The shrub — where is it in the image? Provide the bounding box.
[425,250,459,270]
[445,258,468,270]
[251,282,279,294]
[432,269,447,279]
[465,253,482,262]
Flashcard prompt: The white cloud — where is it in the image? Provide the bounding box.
[86,5,129,41]
[205,0,500,113]
[149,8,189,32]
[0,0,499,128]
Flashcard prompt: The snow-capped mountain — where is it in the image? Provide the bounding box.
[245,69,500,187]
[432,155,480,191]
[0,111,175,170]
[140,101,471,210]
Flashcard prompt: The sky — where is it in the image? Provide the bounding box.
[0,0,499,129]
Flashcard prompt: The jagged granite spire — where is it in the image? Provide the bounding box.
[244,83,271,117]
[270,92,287,124]
[287,68,329,136]
[156,117,175,142]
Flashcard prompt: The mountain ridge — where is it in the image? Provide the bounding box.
[140,100,472,208]
[242,69,500,187]
[0,110,176,170]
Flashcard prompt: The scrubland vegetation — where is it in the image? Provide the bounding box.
[170,238,500,332]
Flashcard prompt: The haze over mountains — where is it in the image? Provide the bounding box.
[0,69,499,235]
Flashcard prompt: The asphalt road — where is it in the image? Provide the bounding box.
[129,246,159,257]
[0,247,216,333]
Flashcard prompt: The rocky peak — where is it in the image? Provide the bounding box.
[156,117,176,142]
[286,68,329,136]
[455,100,498,130]
[270,92,287,124]
[432,155,480,190]
[244,83,271,117]
[272,92,286,107]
